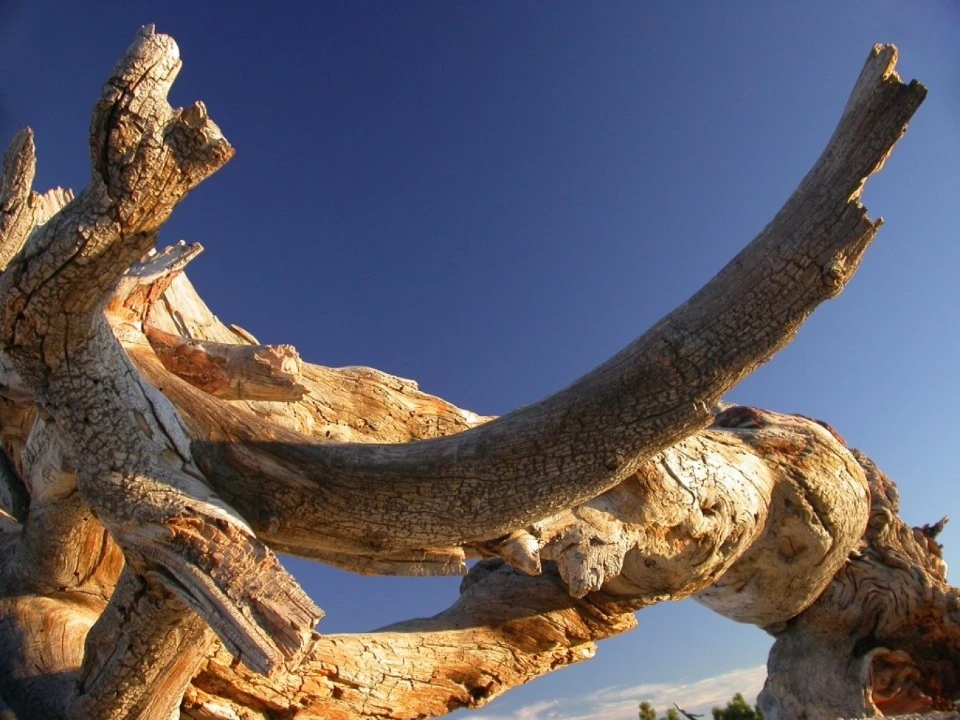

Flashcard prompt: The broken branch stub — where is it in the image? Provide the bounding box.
[146,326,307,401]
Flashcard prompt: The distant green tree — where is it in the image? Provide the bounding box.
[637,702,684,720]
[644,693,763,720]
[711,692,764,720]
[639,701,658,720]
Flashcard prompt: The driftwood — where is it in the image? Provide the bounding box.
[0,27,955,720]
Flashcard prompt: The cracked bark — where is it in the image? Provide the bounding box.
[0,29,953,720]
[131,45,925,562]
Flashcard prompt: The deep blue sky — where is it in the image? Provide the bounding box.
[2,3,958,717]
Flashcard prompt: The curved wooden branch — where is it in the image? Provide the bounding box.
[183,562,642,720]
[129,408,866,719]
[0,27,233,369]
[168,45,924,556]
[0,31,942,720]
[526,408,869,618]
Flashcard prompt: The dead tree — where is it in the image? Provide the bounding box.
[0,27,954,720]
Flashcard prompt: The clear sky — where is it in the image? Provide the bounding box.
[2,2,958,717]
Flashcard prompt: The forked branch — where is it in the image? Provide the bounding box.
[0,26,321,685]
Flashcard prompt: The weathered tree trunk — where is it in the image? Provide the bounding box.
[0,28,953,720]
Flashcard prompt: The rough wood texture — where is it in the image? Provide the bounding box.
[0,30,951,720]
[145,326,306,401]
[183,562,640,720]
[71,569,216,720]
[0,129,39,270]
[172,409,874,719]
[760,451,960,718]
[0,23,320,695]
[121,45,925,569]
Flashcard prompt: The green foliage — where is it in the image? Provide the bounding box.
[639,692,763,720]
[636,700,688,719]
[711,692,764,720]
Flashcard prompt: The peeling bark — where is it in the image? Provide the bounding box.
[0,29,952,720]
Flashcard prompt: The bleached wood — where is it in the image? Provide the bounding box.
[0,129,38,271]
[71,569,215,720]
[145,45,926,562]
[0,24,320,691]
[183,562,640,719]
[759,452,960,718]
[173,408,875,719]
[0,31,949,720]
[145,326,306,401]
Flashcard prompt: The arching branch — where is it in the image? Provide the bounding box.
[0,30,941,720]
[151,46,924,557]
